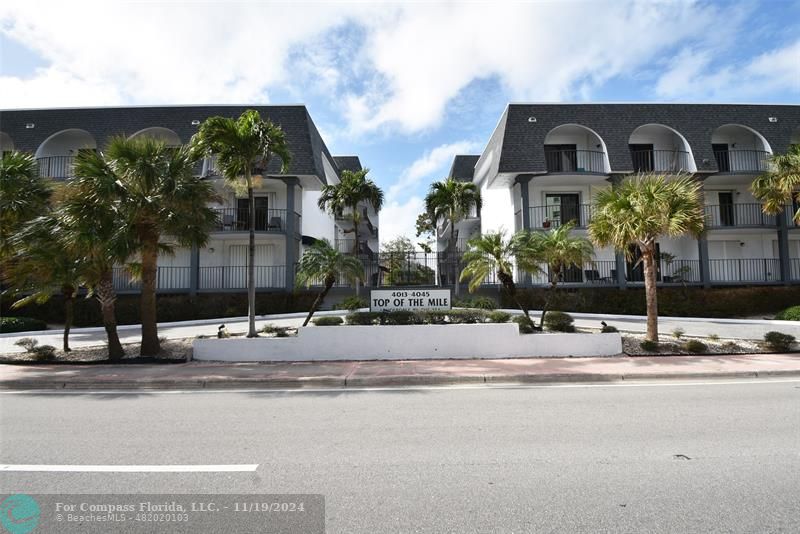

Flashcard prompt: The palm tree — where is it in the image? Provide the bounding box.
[589,173,704,342]
[460,232,531,319]
[752,144,800,223]
[0,151,51,256]
[296,239,363,326]
[193,110,292,338]
[80,136,218,355]
[317,168,384,296]
[513,222,594,328]
[424,178,482,295]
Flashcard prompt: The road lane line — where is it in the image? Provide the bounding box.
[0,464,258,472]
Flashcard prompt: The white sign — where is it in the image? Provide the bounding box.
[370,289,452,312]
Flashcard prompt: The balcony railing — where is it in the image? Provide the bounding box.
[113,266,191,291]
[198,265,285,289]
[791,258,800,281]
[529,204,594,229]
[626,259,702,284]
[709,258,780,283]
[630,150,691,173]
[704,203,777,228]
[713,150,771,173]
[544,149,606,174]
[36,156,75,180]
[212,208,300,235]
[527,260,618,285]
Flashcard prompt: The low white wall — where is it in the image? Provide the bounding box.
[193,324,622,362]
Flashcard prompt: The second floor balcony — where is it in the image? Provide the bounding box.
[630,149,692,173]
[529,203,594,229]
[713,149,771,174]
[544,148,606,174]
[36,155,76,180]
[704,203,777,228]
[212,207,301,236]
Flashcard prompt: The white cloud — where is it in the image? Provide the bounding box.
[379,195,425,247]
[655,40,800,100]
[388,140,481,200]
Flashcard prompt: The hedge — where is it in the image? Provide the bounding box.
[0,316,48,333]
[1,292,318,328]
[501,286,800,318]
[775,305,800,321]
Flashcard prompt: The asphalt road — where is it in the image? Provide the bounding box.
[1,379,799,533]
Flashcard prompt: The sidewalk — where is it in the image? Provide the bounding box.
[2,354,799,390]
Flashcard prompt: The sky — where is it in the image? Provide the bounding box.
[1,0,799,244]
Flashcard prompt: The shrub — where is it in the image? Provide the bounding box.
[345,312,380,325]
[381,310,421,325]
[488,311,511,323]
[763,331,796,352]
[336,296,368,312]
[312,316,343,326]
[419,311,448,325]
[601,324,619,333]
[707,333,720,341]
[14,338,40,352]
[453,296,496,310]
[447,309,488,324]
[32,345,56,360]
[672,327,685,339]
[684,339,708,353]
[513,315,536,334]
[544,311,575,332]
[261,324,292,337]
[640,340,659,352]
[775,305,800,321]
[0,317,47,333]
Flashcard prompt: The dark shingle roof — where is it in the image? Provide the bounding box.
[448,155,480,182]
[333,156,363,173]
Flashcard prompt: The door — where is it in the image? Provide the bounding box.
[713,143,730,172]
[545,194,580,227]
[236,197,269,230]
[627,243,661,282]
[544,144,577,172]
[629,143,654,172]
[718,192,734,226]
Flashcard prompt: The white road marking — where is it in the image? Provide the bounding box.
[0,464,258,472]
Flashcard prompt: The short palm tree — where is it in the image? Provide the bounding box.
[589,173,704,342]
[513,222,594,328]
[80,136,219,356]
[425,178,482,295]
[296,239,363,326]
[0,151,51,256]
[752,144,800,223]
[193,110,292,338]
[460,232,531,319]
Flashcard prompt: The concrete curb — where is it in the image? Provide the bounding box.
[2,369,799,390]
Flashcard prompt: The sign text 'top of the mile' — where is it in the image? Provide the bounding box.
[370,289,452,312]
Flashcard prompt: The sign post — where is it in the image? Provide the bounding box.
[370,289,452,312]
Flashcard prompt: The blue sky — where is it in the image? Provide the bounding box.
[1,0,799,242]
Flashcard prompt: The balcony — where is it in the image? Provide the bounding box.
[529,204,594,229]
[198,265,285,290]
[709,258,780,283]
[713,149,771,173]
[113,266,191,292]
[544,149,606,174]
[212,208,301,236]
[630,150,692,173]
[36,156,75,180]
[704,203,777,228]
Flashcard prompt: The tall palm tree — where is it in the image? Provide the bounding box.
[425,178,482,295]
[194,110,292,338]
[513,222,594,328]
[296,239,363,326]
[317,168,384,296]
[0,151,51,256]
[80,136,218,355]
[589,173,704,342]
[460,232,531,319]
[752,144,800,223]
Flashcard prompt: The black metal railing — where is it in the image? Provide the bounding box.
[713,150,771,173]
[544,149,606,173]
[112,266,191,291]
[704,203,777,228]
[785,206,799,228]
[36,156,75,179]
[527,260,617,285]
[630,149,691,173]
[626,259,702,284]
[198,265,285,290]
[791,258,800,282]
[529,204,594,229]
[212,208,298,234]
[709,258,780,283]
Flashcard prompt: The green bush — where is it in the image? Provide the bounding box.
[763,331,796,352]
[684,339,708,353]
[775,306,800,321]
[345,312,380,325]
[381,310,422,325]
[488,311,511,323]
[543,311,575,332]
[312,316,343,326]
[14,338,39,352]
[513,315,536,334]
[336,296,368,312]
[671,327,685,339]
[32,345,56,360]
[453,296,497,310]
[418,311,448,325]
[707,333,720,341]
[601,324,619,333]
[261,324,292,337]
[640,340,659,352]
[0,317,47,333]
[447,309,488,324]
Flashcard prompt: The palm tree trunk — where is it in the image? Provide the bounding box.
[642,247,659,342]
[97,271,124,361]
[303,278,335,326]
[352,205,361,297]
[539,277,559,330]
[62,286,74,352]
[498,270,530,319]
[450,218,459,296]
[139,229,160,356]
[247,169,257,338]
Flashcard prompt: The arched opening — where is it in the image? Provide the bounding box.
[711,124,772,173]
[128,127,181,146]
[35,129,97,179]
[0,132,14,154]
[543,124,610,174]
[628,124,696,172]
